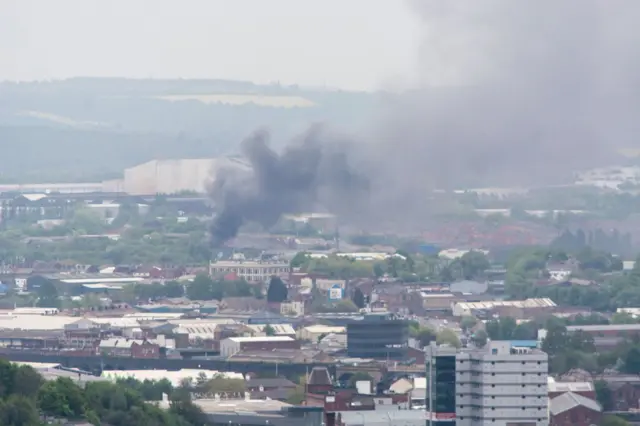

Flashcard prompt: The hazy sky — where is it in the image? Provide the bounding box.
[1,0,420,91]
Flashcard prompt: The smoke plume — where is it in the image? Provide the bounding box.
[377,0,640,190]
[209,0,640,244]
[208,126,368,246]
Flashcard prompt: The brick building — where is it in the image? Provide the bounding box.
[219,336,299,358]
[549,392,602,426]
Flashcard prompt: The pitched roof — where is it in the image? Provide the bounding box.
[246,377,297,388]
[550,392,601,415]
[307,366,332,386]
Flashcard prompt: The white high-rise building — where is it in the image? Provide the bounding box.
[425,341,548,426]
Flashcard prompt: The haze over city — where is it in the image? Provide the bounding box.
[1,2,640,426]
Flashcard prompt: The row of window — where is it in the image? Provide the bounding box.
[459,417,545,422]
[462,372,544,377]
[461,383,545,389]
[459,395,545,400]
[458,406,545,410]
[460,360,545,365]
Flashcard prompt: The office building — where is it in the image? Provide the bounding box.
[209,260,290,282]
[346,312,409,360]
[425,341,549,426]
[425,344,458,426]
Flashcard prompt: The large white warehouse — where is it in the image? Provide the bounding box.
[112,157,250,195]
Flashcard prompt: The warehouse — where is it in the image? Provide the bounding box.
[116,157,250,195]
[220,336,299,358]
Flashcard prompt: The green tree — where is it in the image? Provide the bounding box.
[163,281,184,298]
[460,316,477,332]
[486,317,518,340]
[436,329,461,348]
[35,279,60,309]
[12,366,43,399]
[185,274,214,300]
[595,380,614,411]
[601,415,631,426]
[471,329,488,348]
[264,324,276,336]
[290,252,310,268]
[266,277,288,303]
[457,251,490,280]
[622,346,640,374]
[0,395,39,426]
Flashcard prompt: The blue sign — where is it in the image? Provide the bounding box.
[328,284,343,301]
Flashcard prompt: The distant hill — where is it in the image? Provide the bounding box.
[0,78,378,183]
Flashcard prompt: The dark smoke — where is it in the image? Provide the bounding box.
[208,126,368,246]
[209,0,640,242]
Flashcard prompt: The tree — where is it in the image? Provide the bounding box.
[185,274,214,300]
[460,316,477,332]
[595,380,614,411]
[436,329,461,348]
[471,330,488,348]
[416,327,437,347]
[622,346,640,374]
[266,277,288,303]
[264,324,276,336]
[611,312,638,324]
[0,395,39,426]
[601,415,631,426]
[486,317,518,340]
[35,278,60,308]
[290,252,310,268]
[457,251,490,280]
[163,281,184,298]
[352,287,365,309]
[12,366,43,399]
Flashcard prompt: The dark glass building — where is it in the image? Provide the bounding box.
[426,344,457,426]
[346,312,409,359]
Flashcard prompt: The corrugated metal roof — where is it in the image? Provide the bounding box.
[339,410,425,426]
[228,336,294,343]
[455,298,556,310]
[549,392,601,415]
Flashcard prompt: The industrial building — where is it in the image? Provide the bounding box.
[115,157,251,195]
[425,341,549,426]
[346,312,408,360]
[209,260,291,282]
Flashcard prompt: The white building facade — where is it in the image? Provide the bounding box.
[426,341,548,426]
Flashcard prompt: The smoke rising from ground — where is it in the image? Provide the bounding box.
[209,126,368,246]
[209,0,640,244]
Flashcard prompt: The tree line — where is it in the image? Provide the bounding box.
[0,358,209,426]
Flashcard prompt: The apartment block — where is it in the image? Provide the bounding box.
[426,341,549,426]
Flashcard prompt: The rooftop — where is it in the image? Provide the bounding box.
[567,323,640,332]
[549,392,601,415]
[455,298,556,310]
[159,397,291,414]
[227,336,294,343]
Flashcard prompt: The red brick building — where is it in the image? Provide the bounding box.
[549,392,602,426]
[219,336,299,358]
[131,340,160,359]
